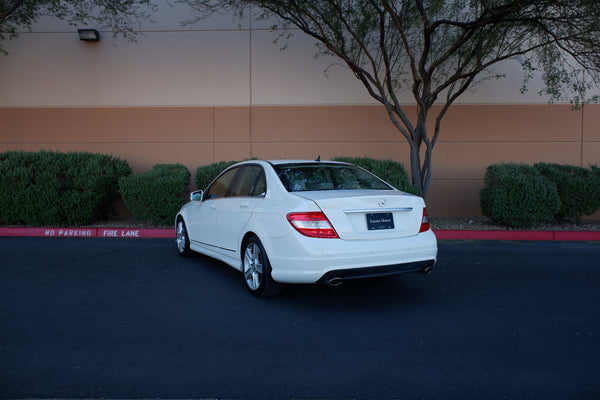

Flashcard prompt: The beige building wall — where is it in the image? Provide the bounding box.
[2,104,598,217]
[1,3,599,217]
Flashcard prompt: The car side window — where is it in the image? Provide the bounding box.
[230,165,266,197]
[252,170,266,196]
[204,167,241,200]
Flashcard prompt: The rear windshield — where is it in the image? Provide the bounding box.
[273,163,392,192]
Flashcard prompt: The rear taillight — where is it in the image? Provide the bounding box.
[419,208,430,233]
[287,212,339,239]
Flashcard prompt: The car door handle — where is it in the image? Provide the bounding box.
[210,204,217,210]
[240,202,249,208]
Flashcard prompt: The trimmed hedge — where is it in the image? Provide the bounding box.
[0,150,131,226]
[480,163,561,229]
[119,164,191,226]
[480,162,600,228]
[332,156,417,194]
[534,163,600,219]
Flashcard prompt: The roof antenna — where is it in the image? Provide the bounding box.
[315,155,321,162]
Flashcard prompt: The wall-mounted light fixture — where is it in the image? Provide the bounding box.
[78,29,101,41]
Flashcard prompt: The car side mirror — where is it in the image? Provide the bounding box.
[190,190,203,202]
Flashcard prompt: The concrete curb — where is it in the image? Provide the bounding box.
[0,227,599,241]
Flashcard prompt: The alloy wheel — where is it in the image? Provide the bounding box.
[244,241,263,290]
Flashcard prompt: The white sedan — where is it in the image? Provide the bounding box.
[175,160,437,297]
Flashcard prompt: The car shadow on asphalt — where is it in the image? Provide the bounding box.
[190,253,431,306]
[281,274,432,308]
[177,247,437,317]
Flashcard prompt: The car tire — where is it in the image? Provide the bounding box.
[242,236,284,297]
[176,218,192,257]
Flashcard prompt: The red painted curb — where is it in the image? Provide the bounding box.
[0,227,598,241]
[552,231,600,241]
[97,228,175,239]
[433,230,600,241]
[0,227,175,239]
[434,230,554,241]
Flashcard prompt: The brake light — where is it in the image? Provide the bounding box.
[287,212,339,239]
[419,208,430,233]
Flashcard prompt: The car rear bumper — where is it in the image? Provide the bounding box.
[317,259,435,285]
[266,229,438,284]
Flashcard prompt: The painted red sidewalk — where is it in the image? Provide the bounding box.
[0,227,599,241]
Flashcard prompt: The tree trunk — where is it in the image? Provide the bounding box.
[409,142,424,197]
[408,108,431,198]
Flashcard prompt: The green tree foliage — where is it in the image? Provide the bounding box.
[180,0,600,197]
[0,0,157,54]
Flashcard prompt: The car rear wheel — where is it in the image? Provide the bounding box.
[243,236,283,297]
[176,218,192,257]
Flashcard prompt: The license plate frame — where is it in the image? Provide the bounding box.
[366,212,395,231]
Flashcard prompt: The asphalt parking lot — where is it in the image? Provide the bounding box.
[0,237,599,399]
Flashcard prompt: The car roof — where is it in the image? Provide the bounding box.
[267,159,348,165]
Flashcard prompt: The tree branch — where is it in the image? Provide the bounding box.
[1,0,26,21]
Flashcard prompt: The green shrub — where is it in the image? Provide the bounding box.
[0,150,131,226]
[119,163,191,226]
[592,165,600,209]
[479,163,561,229]
[332,156,417,194]
[196,160,241,190]
[534,163,600,219]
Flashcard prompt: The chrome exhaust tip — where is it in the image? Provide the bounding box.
[326,277,344,287]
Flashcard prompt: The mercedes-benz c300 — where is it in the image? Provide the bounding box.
[176,160,437,297]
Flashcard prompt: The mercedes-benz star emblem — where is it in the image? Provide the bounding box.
[378,199,386,208]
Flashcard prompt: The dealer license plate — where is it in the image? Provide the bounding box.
[366,213,395,231]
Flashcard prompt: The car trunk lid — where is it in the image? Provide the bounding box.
[295,190,426,240]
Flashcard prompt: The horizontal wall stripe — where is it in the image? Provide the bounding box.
[1,104,599,218]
